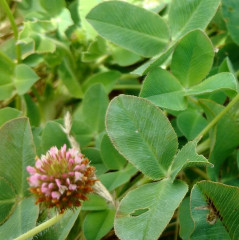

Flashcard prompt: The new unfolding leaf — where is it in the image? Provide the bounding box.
[52,8,74,37]
[86,1,170,57]
[190,181,239,240]
[170,141,212,180]
[115,179,188,240]
[19,20,57,53]
[106,95,178,179]
[169,0,221,39]
[82,36,107,62]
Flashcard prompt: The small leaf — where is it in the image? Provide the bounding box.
[53,9,74,36]
[24,94,40,127]
[140,68,187,110]
[83,209,115,240]
[0,108,21,127]
[82,36,107,62]
[82,71,121,93]
[58,59,83,98]
[99,164,138,191]
[14,64,39,95]
[101,134,127,170]
[169,0,221,39]
[106,95,178,179]
[71,120,93,148]
[79,84,109,134]
[115,179,188,240]
[42,121,70,152]
[0,51,15,100]
[111,45,141,67]
[86,1,170,57]
[170,141,212,180]
[82,148,107,176]
[171,30,214,87]
[82,194,107,211]
[190,181,239,240]
[177,110,207,140]
[19,20,57,53]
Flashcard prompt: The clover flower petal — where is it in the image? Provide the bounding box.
[27,144,96,213]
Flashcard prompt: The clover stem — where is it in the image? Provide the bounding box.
[14,213,65,240]
[0,0,21,62]
[191,167,210,180]
[114,84,142,90]
[174,211,179,240]
[196,138,210,154]
[195,93,239,141]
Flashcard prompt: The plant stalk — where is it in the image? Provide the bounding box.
[14,213,65,240]
[195,93,239,141]
[0,0,21,62]
[114,84,141,90]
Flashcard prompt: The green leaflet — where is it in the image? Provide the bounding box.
[86,1,169,57]
[191,181,239,240]
[106,95,178,179]
[169,0,221,40]
[115,179,188,240]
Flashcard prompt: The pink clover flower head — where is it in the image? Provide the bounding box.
[26,144,96,213]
